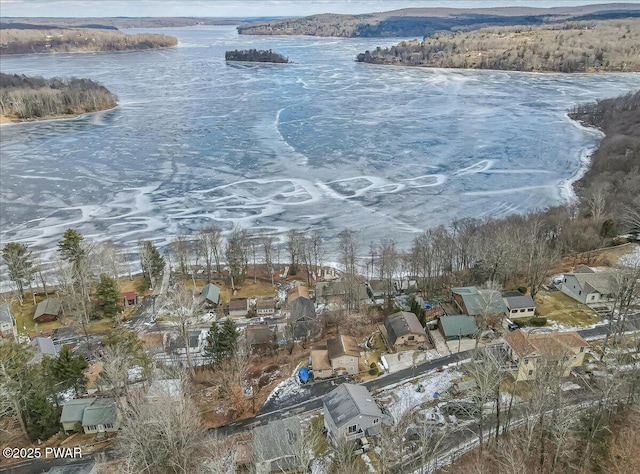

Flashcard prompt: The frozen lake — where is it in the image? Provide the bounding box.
[1,25,639,254]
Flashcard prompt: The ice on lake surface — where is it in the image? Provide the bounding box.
[1,26,639,255]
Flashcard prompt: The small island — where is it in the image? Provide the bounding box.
[225,49,289,63]
[0,26,177,55]
[356,19,640,73]
[0,73,117,123]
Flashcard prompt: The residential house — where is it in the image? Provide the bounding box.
[560,267,616,306]
[200,283,221,309]
[229,298,249,317]
[438,315,478,341]
[122,292,138,306]
[252,417,302,473]
[323,384,383,444]
[81,398,120,434]
[366,280,387,304]
[382,311,428,350]
[139,332,165,356]
[0,303,17,339]
[502,291,536,319]
[47,463,97,474]
[33,298,63,323]
[327,335,361,376]
[168,330,206,355]
[310,346,332,379]
[255,298,276,317]
[30,336,58,364]
[451,287,507,319]
[289,296,317,339]
[287,285,309,304]
[310,335,361,379]
[61,398,97,432]
[245,324,276,354]
[504,329,589,381]
[315,281,369,306]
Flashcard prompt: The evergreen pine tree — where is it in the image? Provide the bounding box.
[51,345,88,395]
[219,318,239,358]
[96,273,120,318]
[204,321,222,362]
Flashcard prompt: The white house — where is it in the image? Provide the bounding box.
[560,267,616,305]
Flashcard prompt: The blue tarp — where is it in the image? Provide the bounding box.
[298,367,309,383]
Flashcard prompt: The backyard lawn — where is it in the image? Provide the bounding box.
[535,290,601,327]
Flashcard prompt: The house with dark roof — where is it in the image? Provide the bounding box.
[323,383,383,444]
[200,283,221,308]
[0,303,16,339]
[228,298,249,317]
[560,267,617,306]
[289,296,317,339]
[81,398,120,434]
[504,330,589,381]
[502,291,536,319]
[382,311,428,350]
[255,298,276,316]
[245,324,276,354]
[252,417,302,473]
[438,315,478,341]
[34,298,63,323]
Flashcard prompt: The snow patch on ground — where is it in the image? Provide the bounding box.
[380,370,461,422]
[620,245,640,267]
[264,368,300,404]
[362,453,376,473]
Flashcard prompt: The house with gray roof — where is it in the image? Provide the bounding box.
[382,311,428,350]
[34,298,63,323]
[0,303,16,339]
[438,315,478,340]
[30,336,58,364]
[81,398,120,434]
[252,417,302,473]
[246,324,276,354]
[323,383,383,444]
[560,267,617,306]
[200,283,221,308]
[502,291,536,319]
[289,296,317,339]
[61,398,97,432]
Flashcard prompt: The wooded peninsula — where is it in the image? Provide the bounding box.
[356,19,640,73]
[225,49,289,63]
[0,27,177,55]
[0,73,117,122]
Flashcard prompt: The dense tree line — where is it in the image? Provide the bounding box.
[356,19,640,72]
[0,73,117,121]
[0,27,177,55]
[570,91,640,221]
[225,49,289,63]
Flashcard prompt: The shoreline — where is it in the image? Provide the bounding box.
[0,104,118,126]
[559,112,605,203]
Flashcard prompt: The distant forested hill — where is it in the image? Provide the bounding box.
[0,73,117,122]
[0,27,177,54]
[355,19,640,73]
[237,4,640,37]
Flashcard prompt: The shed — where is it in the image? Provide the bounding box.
[438,315,478,340]
[200,283,221,307]
[34,298,63,323]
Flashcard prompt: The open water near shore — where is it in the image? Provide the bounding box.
[1,26,639,255]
